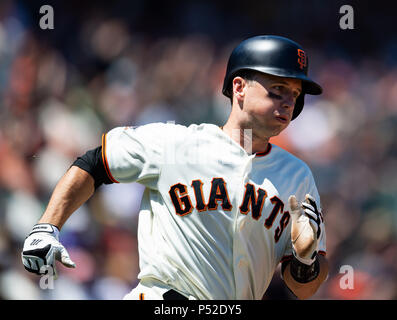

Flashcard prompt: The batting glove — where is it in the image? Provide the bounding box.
[289,194,324,265]
[21,223,75,279]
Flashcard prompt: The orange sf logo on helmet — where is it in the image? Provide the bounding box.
[297,49,307,70]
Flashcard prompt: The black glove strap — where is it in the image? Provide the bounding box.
[290,255,320,283]
[22,244,52,274]
[29,223,59,236]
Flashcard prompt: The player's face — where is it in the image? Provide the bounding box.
[235,73,302,138]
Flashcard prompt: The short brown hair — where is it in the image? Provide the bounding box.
[227,69,259,104]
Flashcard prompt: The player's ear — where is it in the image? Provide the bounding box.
[232,76,246,101]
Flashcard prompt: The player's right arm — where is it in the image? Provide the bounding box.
[22,123,173,278]
[21,145,113,277]
[38,165,95,228]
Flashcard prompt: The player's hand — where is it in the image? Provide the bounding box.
[288,194,324,265]
[21,223,75,279]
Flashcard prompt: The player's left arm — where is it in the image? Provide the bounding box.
[282,194,328,299]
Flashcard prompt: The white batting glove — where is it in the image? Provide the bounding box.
[289,194,324,265]
[21,223,75,279]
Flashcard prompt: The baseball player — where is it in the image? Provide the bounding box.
[22,35,328,300]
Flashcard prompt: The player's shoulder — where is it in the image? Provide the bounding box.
[106,122,219,146]
[107,122,188,136]
[271,144,313,174]
[186,122,221,134]
[108,122,216,133]
[145,122,218,138]
[157,122,221,137]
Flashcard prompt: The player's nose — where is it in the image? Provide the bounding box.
[281,93,296,111]
[283,94,295,108]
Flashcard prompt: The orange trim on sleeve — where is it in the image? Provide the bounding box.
[318,251,326,257]
[101,133,119,183]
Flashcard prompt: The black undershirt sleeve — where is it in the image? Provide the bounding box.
[72,146,113,189]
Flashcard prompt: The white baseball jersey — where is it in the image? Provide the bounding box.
[102,122,326,300]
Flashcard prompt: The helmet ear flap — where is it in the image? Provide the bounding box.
[292,93,305,120]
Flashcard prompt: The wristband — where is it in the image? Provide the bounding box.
[290,255,320,283]
[29,223,60,239]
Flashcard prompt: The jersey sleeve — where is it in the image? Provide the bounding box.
[282,168,327,262]
[102,123,177,189]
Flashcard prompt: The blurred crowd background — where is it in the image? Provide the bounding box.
[0,0,396,300]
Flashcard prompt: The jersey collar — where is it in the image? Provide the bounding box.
[255,143,272,157]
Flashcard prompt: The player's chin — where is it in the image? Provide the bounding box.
[267,120,289,136]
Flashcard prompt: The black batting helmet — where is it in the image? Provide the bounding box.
[222,35,322,120]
